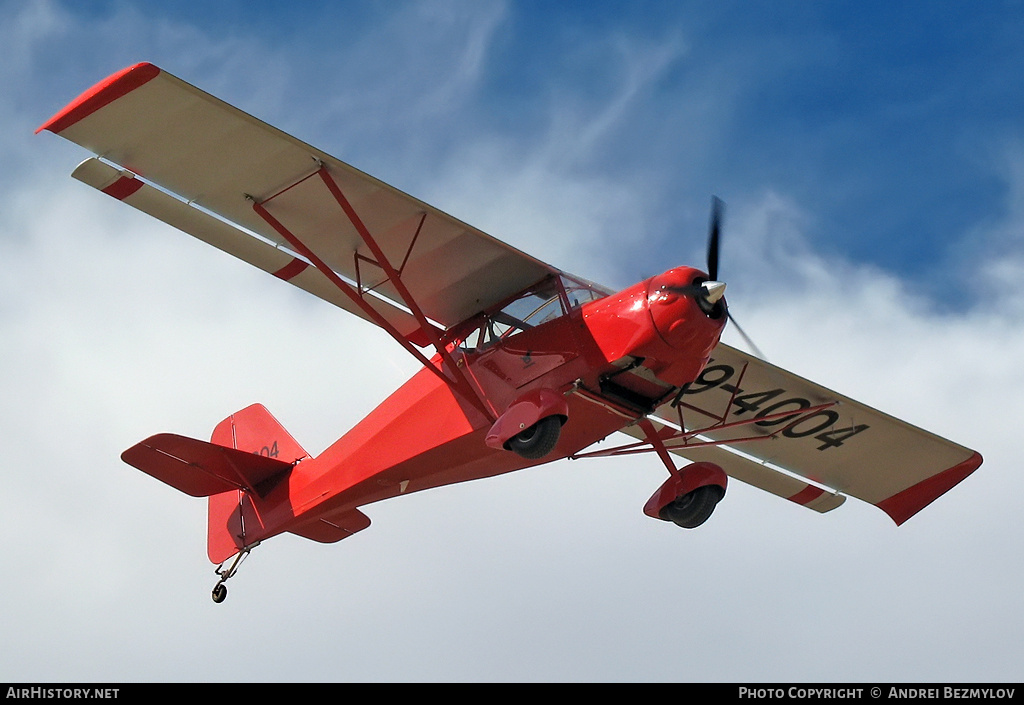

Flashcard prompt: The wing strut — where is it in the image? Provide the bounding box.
[250,165,496,422]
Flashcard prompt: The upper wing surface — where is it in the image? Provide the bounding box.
[39,63,560,334]
[646,341,981,524]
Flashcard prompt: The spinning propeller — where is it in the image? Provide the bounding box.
[707,195,722,282]
[665,196,767,360]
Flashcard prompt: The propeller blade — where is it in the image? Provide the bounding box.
[676,196,768,359]
[727,311,767,360]
[707,196,723,281]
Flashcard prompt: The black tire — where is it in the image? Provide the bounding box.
[212,583,227,603]
[660,485,723,528]
[506,416,562,459]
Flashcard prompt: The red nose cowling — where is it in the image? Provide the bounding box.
[641,267,727,387]
[582,266,728,389]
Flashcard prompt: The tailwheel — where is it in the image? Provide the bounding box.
[210,542,258,603]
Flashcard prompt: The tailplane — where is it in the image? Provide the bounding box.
[120,404,307,564]
[120,432,293,498]
[121,404,370,602]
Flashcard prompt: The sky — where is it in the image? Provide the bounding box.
[2,0,1023,683]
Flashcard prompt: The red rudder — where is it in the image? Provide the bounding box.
[208,404,309,564]
[210,403,309,462]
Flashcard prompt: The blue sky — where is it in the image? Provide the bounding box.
[4,0,1023,682]
[18,1,1024,293]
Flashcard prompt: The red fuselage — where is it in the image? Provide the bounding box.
[222,266,727,549]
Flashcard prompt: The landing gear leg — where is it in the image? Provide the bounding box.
[211,542,259,603]
[637,418,727,527]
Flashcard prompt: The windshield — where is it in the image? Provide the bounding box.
[457,275,605,350]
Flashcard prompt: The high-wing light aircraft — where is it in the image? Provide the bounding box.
[39,64,983,603]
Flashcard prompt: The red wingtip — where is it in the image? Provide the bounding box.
[36,62,161,135]
[876,451,983,526]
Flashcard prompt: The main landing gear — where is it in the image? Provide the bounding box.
[507,416,562,459]
[659,484,724,528]
[636,419,728,529]
[643,464,728,529]
[211,543,258,603]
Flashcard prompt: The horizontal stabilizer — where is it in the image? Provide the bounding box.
[122,433,293,497]
[289,508,372,544]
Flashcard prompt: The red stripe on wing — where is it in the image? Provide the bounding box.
[787,485,826,506]
[272,258,310,281]
[101,175,144,200]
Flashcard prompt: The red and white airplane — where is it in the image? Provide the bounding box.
[39,63,982,603]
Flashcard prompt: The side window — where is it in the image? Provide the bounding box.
[561,275,604,308]
[456,276,602,352]
[500,280,564,332]
[458,322,486,350]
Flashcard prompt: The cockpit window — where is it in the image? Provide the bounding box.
[503,280,564,328]
[457,275,605,350]
[561,275,605,308]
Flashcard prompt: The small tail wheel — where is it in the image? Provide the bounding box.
[507,416,562,459]
[210,543,258,604]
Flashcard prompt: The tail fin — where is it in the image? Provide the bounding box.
[210,403,309,462]
[208,404,309,564]
[211,404,373,553]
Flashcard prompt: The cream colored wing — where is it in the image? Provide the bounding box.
[633,342,980,524]
[39,63,560,338]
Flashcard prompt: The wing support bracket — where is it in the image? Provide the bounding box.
[353,211,428,296]
[250,165,496,422]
